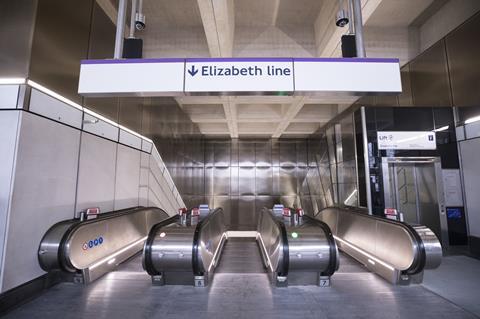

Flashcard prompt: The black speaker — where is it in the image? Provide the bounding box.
[341,34,357,58]
[123,38,143,59]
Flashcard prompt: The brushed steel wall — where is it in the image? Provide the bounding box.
[166,135,357,231]
[0,0,37,78]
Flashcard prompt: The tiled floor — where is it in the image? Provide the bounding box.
[2,240,479,319]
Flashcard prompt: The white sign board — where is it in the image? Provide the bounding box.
[184,58,293,93]
[78,59,184,96]
[77,57,402,96]
[377,131,437,150]
[442,169,464,207]
[294,58,402,93]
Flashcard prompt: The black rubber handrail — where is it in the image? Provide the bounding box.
[191,207,223,276]
[143,213,180,276]
[315,206,426,275]
[57,206,170,273]
[303,215,338,276]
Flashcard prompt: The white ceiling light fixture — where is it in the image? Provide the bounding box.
[27,80,84,111]
[432,125,449,132]
[0,78,26,85]
[465,115,480,125]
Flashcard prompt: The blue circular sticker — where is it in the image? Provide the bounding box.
[88,240,94,248]
[99,237,103,244]
[94,238,99,246]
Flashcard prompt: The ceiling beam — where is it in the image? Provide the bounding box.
[223,97,238,138]
[197,0,235,57]
[272,96,307,138]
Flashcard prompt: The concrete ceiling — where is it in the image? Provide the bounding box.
[99,0,445,138]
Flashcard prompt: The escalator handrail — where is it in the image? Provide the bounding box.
[57,206,170,272]
[315,206,426,275]
[302,215,338,276]
[259,208,289,277]
[191,207,224,276]
[143,213,181,276]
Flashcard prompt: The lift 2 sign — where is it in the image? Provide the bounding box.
[377,131,437,150]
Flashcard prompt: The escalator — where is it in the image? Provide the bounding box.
[315,206,443,284]
[143,206,228,287]
[38,206,174,284]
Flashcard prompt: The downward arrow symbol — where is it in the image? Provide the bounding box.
[188,65,198,76]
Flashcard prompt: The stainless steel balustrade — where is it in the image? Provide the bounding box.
[143,207,227,287]
[38,207,172,284]
[315,206,442,284]
[256,207,339,286]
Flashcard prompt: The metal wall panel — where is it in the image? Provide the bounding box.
[410,40,452,107]
[76,132,117,213]
[29,0,93,104]
[114,144,141,210]
[119,98,144,134]
[239,141,255,166]
[0,0,37,77]
[214,142,230,167]
[230,166,239,195]
[279,167,297,195]
[446,13,480,107]
[214,167,230,195]
[296,141,308,167]
[239,167,255,195]
[279,141,296,167]
[255,141,271,167]
[214,196,231,226]
[238,196,255,229]
[1,112,80,292]
[398,65,414,106]
[256,167,273,195]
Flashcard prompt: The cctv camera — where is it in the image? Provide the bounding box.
[336,9,349,27]
[135,12,145,30]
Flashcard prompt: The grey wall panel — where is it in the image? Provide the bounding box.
[410,40,452,107]
[0,86,20,109]
[114,144,141,210]
[272,139,280,166]
[239,167,255,195]
[29,89,83,129]
[0,0,37,77]
[239,141,255,167]
[76,132,117,214]
[460,138,480,237]
[214,167,230,195]
[88,2,115,60]
[0,111,21,288]
[446,13,480,107]
[29,0,93,104]
[1,112,80,292]
[256,167,273,195]
[255,196,274,214]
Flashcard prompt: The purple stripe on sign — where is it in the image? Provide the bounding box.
[186,57,293,63]
[81,58,185,64]
[293,57,399,63]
